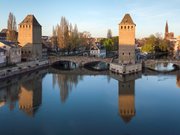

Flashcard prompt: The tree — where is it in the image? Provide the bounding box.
[53,17,92,53]
[79,31,92,49]
[103,38,114,51]
[51,26,58,48]
[57,17,69,50]
[7,12,17,42]
[107,29,112,39]
[141,34,169,53]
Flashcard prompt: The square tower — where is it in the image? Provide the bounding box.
[119,14,136,64]
[18,15,42,61]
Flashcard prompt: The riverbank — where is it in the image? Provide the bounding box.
[0,60,49,80]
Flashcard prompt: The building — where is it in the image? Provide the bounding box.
[42,43,48,59]
[0,29,8,40]
[118,14,136,64]
[90,43,106,58]
[18,15,42,61]
[110,14,142,74]
[0,41,21,64]
[174,36,180,59]
[164,21,174,40]
[0,48,7,67]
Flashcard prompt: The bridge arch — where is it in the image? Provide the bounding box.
[49,56,113,68]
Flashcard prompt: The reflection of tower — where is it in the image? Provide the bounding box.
[177,72,180,88]
[119,80,135,123]
[19,75,42,117]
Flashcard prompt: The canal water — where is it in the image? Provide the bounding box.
[0,68,180,135]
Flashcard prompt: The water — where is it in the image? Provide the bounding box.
[0,68,180,135]
[154,63,176,72]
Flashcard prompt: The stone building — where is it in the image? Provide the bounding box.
[90,43,106,58]
[110,14,142,74]
[174,36,180,59]
[119,14,136,64]
[18,15,42,61]
[0,48,6,67]
[0,41,21,64]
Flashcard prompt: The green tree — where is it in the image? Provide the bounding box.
[103,38,114,51]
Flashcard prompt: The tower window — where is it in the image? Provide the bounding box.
[121,26,123,29]
[128,26,130,29]
[129,53,131,55]
[131,26,133,29]
[124,26,126,29]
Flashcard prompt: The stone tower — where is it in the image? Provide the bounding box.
[119,14,136,64]
[118,80,135,123]
[18,15,42,61]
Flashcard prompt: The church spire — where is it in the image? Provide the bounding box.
[165,21,169,33]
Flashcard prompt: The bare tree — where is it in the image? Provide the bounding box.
[51,26,58,48]
[53,17,91,53]
[57,17,69,50]
[7,12,17,42]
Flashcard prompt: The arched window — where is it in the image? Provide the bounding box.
[121,26,123,29]
[124,26,126,29]
[131,26,133,29]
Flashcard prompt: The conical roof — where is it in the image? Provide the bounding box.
[19,15,41,26]
[119,14,135,25]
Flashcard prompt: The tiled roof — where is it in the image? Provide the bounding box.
[0,40,20,48]
[119,14,135,25]
[19,15,41,26]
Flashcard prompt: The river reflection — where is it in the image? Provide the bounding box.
[0,69,47,117]
[0,68,180,135]
[52,74,83,103]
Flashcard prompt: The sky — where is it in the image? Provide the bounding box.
[0,0,180,38]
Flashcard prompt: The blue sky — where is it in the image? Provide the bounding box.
[0,0,180,38]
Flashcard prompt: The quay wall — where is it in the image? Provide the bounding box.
[0,60,49,80]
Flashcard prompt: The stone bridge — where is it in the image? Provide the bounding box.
[144,59,180,69]
[49,56,113,67]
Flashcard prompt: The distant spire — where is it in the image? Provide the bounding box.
[165,21,169,33]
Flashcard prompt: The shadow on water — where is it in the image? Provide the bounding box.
[84,61,109,71]
[52,61,78,70]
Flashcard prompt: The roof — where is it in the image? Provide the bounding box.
[119,14,136,25]
[91,44,105,50]
[0,40,20,48]
[19,15,41,26]
[1,29,8,33]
